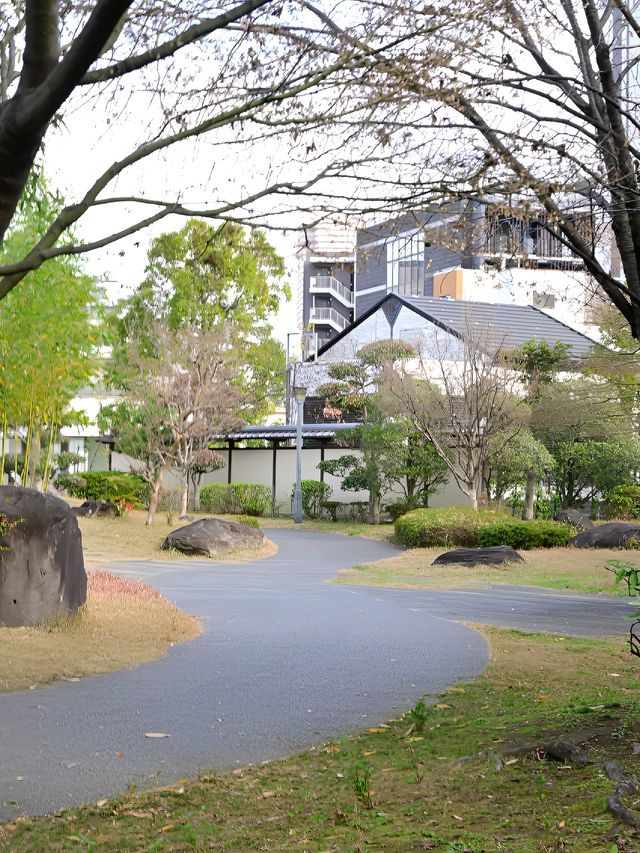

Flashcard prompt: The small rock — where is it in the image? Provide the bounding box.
[162,518,264,557]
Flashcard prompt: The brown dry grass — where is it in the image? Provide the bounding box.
[0,571,201,693]
[77,509,276,565]
[338,545,637,594]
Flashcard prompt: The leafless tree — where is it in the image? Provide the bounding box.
[0,1,446,299]
[385,323,529,510]
[102,325,242,524]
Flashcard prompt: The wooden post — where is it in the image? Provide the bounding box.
[320,444,325,482]
[227,440,234,485]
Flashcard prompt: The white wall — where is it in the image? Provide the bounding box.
[98,443,470,511]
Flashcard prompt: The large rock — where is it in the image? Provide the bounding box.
[432,545,525,567]
[72,500,117,518]
[554,508,594,530]
[569,522,640,548]
[162,518,264,557]
[0,486,86,627]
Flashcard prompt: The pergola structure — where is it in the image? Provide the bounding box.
[213,423,360,516]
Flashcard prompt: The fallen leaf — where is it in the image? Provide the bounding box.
[435,704,451,710]
[363,751,376,756]
[504,758,518,766]
[538,695,550,702]
[15,776,24,782]
[96,799,108,808]
[558,820,566,828]
[160,824,175,832]
[609,673,621,678]
[453,814,463,821]
[448,687,466,693]
[367,727,388,733]
[144,732,170,739]
[124,810,153,819]
[115,752,124,758]
[262,791,276,799]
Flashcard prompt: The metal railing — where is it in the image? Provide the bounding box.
[309,275,353,306]
[309,307,349,331]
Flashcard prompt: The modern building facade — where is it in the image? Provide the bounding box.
[297,221,356,353]
[354,202,595,334]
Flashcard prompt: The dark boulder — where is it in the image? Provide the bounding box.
[0,486,87,627]
[72,500,117,518]
[569,522,640,549]
[162,518,264,557]
[554,509,594,530]
[432,545,525,567]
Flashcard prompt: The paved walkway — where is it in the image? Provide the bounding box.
[0,529,633,819]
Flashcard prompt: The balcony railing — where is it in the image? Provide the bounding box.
[309,307,349,332]
[309,275,353,306]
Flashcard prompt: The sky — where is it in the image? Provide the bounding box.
[45,90,304,348]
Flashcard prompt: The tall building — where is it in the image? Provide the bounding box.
[354,202,595,334]
[297,221,356,353]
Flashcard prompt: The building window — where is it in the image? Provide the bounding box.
[386,233,424,296]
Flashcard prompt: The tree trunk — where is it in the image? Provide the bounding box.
[368,489,380,525]
[193,474,202,512]
[522,469,536,520]
[146,477,162,526]
[179,474,189,518]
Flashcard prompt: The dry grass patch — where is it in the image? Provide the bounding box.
[337,546,637,594]
[77,509,276,564]
[0,570,201,693]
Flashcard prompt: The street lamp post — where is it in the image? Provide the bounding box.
[292,385,307,524]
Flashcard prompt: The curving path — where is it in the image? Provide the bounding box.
[0,529,633,819]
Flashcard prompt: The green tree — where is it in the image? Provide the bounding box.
[0,177,102,487]
[318,339,417,523]
[533,379,638,508]
[487,430,554,504]
[113,219,288,421]
[505,340,571,519]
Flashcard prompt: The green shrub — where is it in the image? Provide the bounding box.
[55,471,149,508]
[290,480,332,519]
[477,519,572,549]
[200,483,271,517]
[237,514,260,528]
[394,507,507,548]
[604,484,640,519]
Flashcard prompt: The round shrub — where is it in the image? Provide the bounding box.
[394,507,507,548]
[477,519,573,549]
[290,480,332,519]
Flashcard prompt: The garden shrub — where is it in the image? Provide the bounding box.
[603,484,640,519]
[290,480,332,519]
[55,471,149,508]
[385,501,415,521]
[394,507,507,548]
[477,519,573,549]
[200,483,271,517]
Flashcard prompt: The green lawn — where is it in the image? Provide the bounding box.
[3,629,640,851]
[336,545,640,595]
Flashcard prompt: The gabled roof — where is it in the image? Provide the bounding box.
[315,293,601,359]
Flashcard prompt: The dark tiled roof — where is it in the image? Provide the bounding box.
[219,423,361,441]
[317,293,600,359]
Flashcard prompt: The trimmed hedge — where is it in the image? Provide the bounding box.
[395,507,572,549]
[55,471,149,508]
[477,519,573,549]
[200,483,271,517]
[395,507,506,548]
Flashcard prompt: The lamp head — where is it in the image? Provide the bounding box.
[293,385,307,403]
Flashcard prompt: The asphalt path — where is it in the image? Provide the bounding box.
[0,528,634,819]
